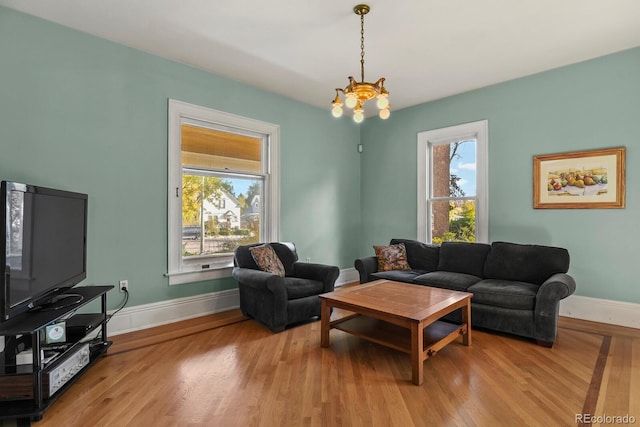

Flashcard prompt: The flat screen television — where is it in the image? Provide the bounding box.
[1,181,88,321]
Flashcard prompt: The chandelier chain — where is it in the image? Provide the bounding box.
[360,12,365,82]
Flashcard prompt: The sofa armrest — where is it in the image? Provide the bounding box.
[534,273,577,342]
[232,267,286,298]
[293,262,340,293]
[354,256,378,283]
[536,273,576,307]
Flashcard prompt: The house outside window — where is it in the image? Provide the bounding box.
[417,120,488,244]
[167,100,280,285]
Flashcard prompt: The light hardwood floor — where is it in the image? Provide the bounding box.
[28,304,640,427]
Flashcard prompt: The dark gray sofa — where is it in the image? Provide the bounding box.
[354,239,576,347]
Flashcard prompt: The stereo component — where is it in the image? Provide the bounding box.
[43,343,90,398]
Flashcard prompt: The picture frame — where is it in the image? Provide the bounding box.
[533,147,626,209]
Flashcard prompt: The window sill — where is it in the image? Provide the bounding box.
[165,267,233,285]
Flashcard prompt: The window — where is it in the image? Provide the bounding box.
[167,100,279,285]
[417,120,488,244]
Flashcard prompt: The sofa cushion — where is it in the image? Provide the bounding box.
[373,243,410,271]
[467,279,539,310]
[436,242,491,277]
[371,269,428,283]
[413,271,482,292]
[390,238,440,272]
[282,277,324,300]
[250,244,285,277]
[483,241,570,285]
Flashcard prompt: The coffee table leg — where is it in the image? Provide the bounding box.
[411,322,424,385]
[320,299,330,347]
[462,299,472,346]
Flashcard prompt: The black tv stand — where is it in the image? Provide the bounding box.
[36,293,85,312]
[0,285,113,425]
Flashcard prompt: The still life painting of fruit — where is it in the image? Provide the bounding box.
[533,147,625,209]
[547,168,608,196]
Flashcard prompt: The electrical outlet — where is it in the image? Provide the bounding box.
[306,257,311,263]
[119,280,129,293]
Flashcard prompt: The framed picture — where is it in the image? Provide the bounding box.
[533,147,626,209]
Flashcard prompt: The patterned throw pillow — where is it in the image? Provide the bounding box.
[373,243,411,271]
[249,244,286,277]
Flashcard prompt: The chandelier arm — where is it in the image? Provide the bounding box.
[348,76,358,90]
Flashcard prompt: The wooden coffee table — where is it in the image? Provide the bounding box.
[320,280,472,385]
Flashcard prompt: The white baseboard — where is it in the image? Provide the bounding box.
[336,267,359,286]
[108,267,360,336]
[107,288,240,336]
[560,294,640,330]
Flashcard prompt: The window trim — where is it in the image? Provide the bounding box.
[167,99,280,285]
[417,120,488,243]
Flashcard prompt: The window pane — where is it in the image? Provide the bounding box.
[431,199,476,244]
[432,140,476,198]
[182,174,262,257]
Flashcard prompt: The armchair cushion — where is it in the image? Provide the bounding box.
[283,277,325,300]
[293,262,340,293]
[250,244,285,277]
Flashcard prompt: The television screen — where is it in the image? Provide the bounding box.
[2,181,88,321]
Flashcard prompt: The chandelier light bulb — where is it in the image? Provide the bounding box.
[379,108,390,120]
[345,93,358,109]
[353,109,364,123]
[331,104,343,118]
[376,94,389,110]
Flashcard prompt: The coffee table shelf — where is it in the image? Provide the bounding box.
[331,315,464,355]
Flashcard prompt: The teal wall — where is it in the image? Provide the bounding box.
[0,7,361,309]
[360,47,640,303]
[2,6,638,309]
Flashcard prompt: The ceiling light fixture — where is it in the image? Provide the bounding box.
[331,4,390,123]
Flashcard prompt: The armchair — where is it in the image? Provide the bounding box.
[232,242,339,332]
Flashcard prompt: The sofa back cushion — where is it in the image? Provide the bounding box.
[436,242,491,277]
[390,238,440,272]
[483,241,569,285]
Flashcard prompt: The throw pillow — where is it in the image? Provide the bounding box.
[373,243,411,272]
[250,244,286,277]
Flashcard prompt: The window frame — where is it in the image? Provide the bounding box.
[417,120,488,244]
[167,99,280,285]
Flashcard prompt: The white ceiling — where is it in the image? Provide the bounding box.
[2,0,640,115]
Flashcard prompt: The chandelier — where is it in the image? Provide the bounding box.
[331,4,390,123]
